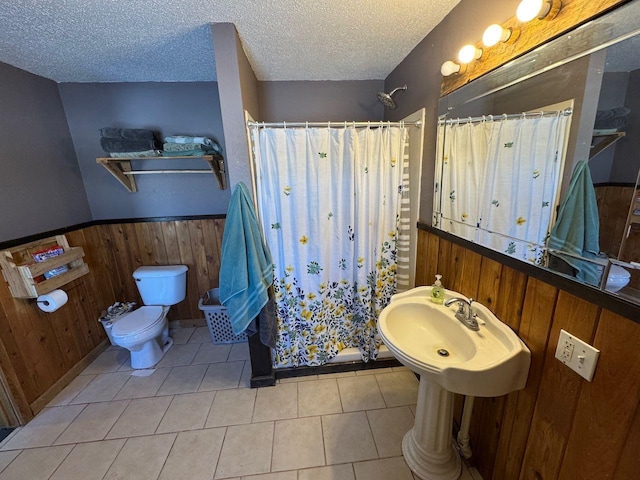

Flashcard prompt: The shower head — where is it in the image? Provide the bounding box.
[376,85,407,110]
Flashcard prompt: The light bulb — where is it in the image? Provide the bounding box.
[441,60,461,77]
[458,45,482,64]
[482,24,512,47]
[516,0,552,22]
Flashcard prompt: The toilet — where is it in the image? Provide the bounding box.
[111,265,188,369]
[606,264,631,293]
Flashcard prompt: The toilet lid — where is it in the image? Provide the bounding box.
[112,306,164,337]
[609,265,631,280]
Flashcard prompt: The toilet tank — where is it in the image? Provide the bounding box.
[133,265,188,306]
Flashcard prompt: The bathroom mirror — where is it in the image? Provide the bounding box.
[434,0,640,305]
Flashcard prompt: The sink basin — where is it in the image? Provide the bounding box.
[378,286,530,397]
[377,286,531,480]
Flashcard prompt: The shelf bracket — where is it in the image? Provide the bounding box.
[206,156,227,190]
[96,158,137,192]
[590,132,626,159]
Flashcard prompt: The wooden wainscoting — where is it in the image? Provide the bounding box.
[594,184,635,258]
[416,228,640,480]
[0,217,225,424]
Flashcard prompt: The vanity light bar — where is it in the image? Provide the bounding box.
[441,0,563,76]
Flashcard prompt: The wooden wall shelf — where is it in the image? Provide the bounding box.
[0,235,89,299]
[96,155,227,192]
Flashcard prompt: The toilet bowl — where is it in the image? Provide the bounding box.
[111,306,172,369]
[111,265,188,369]
[606,264,631,293]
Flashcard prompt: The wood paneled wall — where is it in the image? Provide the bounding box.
[594,185,634,258]
[416,228,640,480]
[0,218,225,423]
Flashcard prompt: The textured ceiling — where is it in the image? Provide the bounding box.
[0,0,461,83]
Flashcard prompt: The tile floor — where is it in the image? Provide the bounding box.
[0,325,481,480]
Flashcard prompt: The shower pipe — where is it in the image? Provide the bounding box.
[438,107,573,126]
[247,120,422,128]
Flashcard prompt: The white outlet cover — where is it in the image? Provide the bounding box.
[555,329,600,382]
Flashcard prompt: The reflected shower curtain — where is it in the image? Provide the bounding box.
[252,126,408,367]
[440,114,569,264]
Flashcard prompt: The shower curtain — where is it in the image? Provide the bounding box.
[251,125,408,367]
[439,113,569,264]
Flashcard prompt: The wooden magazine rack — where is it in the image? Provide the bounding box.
[0,234,89,299]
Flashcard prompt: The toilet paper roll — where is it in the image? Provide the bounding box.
[36,289,68,313]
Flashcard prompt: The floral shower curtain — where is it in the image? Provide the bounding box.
[252,125,408,367]
[439,113,569,264]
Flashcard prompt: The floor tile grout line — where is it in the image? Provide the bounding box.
[0,449,21,474]
[98,398,136,443]
[98,437,130,480]
[155,430,179,480]
[364,409,382,460]
[373,373,389,409]
[211,425,228,480]
[153,394,176,435]
[43,441,75,480]
[44,403,89,448]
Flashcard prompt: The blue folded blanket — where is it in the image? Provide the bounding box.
[594,107,630,130]
[163,142,210,152]
[100,137,158,153]
[164,136,223,155]
[100,128,155,141]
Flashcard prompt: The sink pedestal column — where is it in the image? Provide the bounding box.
[403,377,461,480]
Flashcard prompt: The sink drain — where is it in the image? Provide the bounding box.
[437,348,450,357]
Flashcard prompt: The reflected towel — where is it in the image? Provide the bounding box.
[161,149,208,157]
[548,161,601,286]
[163,142,210,152]
[164,136,223,155]
[100,137,157,153]
[109,150,161,158]
[165,135,214,145]
[100,128,155,141]
[219,182,274,337]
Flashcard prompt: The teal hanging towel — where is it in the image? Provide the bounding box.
[547,161,601,286]
[219,182,274,335]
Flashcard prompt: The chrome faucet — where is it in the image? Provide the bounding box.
[444,297,479,331]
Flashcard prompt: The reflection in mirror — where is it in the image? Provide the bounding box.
[433,1,640,306]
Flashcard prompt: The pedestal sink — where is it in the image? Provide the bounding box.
[377,287,530,480]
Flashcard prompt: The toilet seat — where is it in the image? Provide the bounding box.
[112,306,164,338]
[609,265,631,280]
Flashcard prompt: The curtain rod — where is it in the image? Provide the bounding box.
[247,120,422,129]
[439,108,573,126]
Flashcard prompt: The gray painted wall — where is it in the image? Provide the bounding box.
[592,72,629,183]
[212,23,259,194]
[58,82,229,220]
[383,0,530,222]
[258,81,384,122]
[610,69,640,183]
[0,62,91,242]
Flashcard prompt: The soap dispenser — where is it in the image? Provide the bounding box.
[430,274,445,304]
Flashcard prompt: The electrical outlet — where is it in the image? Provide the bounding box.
[554,329,600,382]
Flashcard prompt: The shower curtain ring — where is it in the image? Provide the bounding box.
[283,121,287,129]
